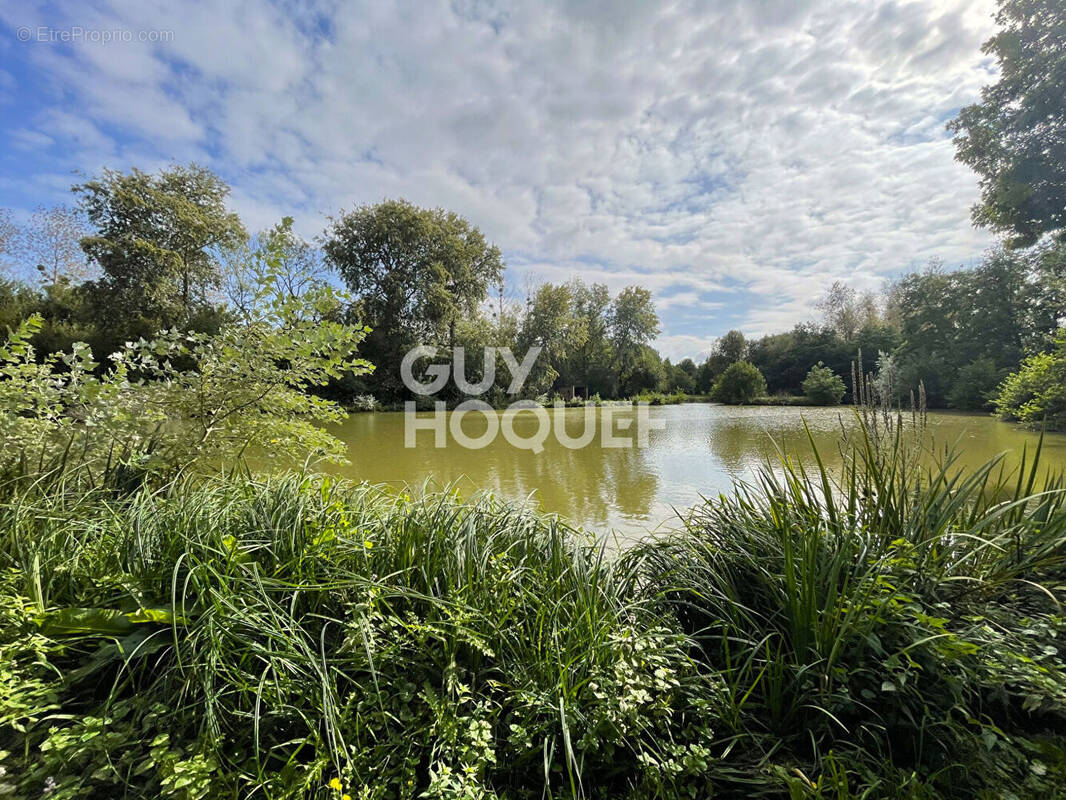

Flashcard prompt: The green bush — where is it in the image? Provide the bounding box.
[801,361,847,405]
[948,357,1004,411]
[2,413,1065,798]
[994,329,1066,429]
[710,361,767,405]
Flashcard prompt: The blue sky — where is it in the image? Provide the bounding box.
[0,0,999,360]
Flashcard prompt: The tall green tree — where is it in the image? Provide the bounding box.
[949,0,1066,247]
[566,279,615,394]
[518,282,580,396]
[322,200,503,396]
[609,286,661,396]
[75,165,246,342]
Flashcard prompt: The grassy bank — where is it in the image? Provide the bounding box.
[1,431,1065,798]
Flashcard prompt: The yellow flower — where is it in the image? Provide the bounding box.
[343,795,352,800]
[364,540,373,549]
[329,778,343,791]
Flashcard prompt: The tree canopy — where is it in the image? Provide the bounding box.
[76,165,246,338]
[323,200,504,394]
[949,0,1066,247]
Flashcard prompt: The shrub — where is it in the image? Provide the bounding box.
[994,329,1066,429]
[948,357,1003,410]
[0,237,372,487]
[801,361,847,405]
[710,361,766,404]
[351,393,381,412]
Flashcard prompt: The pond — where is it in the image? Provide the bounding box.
[321,404,1066,538]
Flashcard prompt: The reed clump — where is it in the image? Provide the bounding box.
[0,422,1064,798]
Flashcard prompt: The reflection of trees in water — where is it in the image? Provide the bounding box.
[706,411,852,477]
[335,409,661,529]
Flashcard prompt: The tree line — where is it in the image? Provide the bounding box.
[0,166,1063,419]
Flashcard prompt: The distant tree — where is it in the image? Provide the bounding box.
[323,199,503,396]
[716,329,747,364]
[711,361,767,405]
[660,357,696,394]
[802,362,847,405]
[0,209,15,275]
[567,279,615,394]
[520,282,580,396]
[948,358,1005,411]
[618,344,665,397]
[610,286,660,354]
[817,281,879,341]
[14,205,92,285]
[994,329,1066,429]
[76,165,246,331]
[225,217,330,316]
[610,286,661,394]
[949,0,1066,247]
[886,250,1058,406]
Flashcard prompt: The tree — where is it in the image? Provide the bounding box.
[322,200,504,396]
[949,0,1066,247]
[948,358,1005,411]
[618,344,665,397]
[225,218,330,315]
[609,286,661,396]
[76,165,246,329]
[717,329,747,364]
[14,205,92,285]
[519,282,580,396]
[711,361,767,404]
[610,286,660,354]
[802,362,847,405]
[994,329,1066,429]
[567,279,615,394]
[817,281,879,341]
[0,230,373,482]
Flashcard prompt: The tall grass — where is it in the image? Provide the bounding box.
[630,419,1066,796]
[0,475,715,799]
[0,420,1065,798]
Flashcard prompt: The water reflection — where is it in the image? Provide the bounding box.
[322,404,1066,537]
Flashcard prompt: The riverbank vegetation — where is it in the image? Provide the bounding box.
[1,417,1064,798]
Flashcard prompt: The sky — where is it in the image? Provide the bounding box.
[0,0,1000,361]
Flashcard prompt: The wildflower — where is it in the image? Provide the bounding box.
[329,777,343,791]
[364,540,373,549]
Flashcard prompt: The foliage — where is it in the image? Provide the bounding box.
[1,428,1065,798]
[801,361,847,405]
[0,478,719,799]
[0,232,372,486]
[885,248,1061,406]
[994,328,1066,429]
[946,357,1004,411]
[632,421,1066,799]
[76,165,246,339]
[323,200,504,396]
[949,0,1066,247]
[5,204,92,286]
[711,361,767,405]
[351,394,382,412]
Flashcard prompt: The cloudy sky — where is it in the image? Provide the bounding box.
[0,0,999,359]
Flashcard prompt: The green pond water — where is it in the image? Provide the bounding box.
[319,404,1066,538]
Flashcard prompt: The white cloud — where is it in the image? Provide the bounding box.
[0,0,1001,356]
